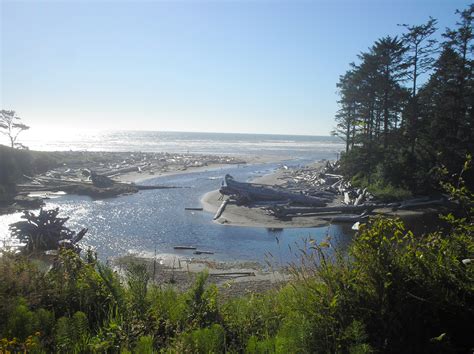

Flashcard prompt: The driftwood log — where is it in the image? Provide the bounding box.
[214,199,229,220]
[265,204,378,217]
[220,174,327,207]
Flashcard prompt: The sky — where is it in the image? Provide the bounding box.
[0,0,471,137]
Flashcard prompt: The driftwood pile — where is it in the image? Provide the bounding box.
[220,161,449,223]
[13,151,245,202]
[16,169,180,199]
[41,151,245,181]
[16,172,140,199]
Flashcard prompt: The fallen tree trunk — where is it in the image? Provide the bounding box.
[222,174,327,206]
[214,199,229,220]
[193,250,214,255]
[211,272,255,277]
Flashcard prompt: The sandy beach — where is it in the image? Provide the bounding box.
[200,160,441,231]
[114,154,287,183]
[201,161,336,228]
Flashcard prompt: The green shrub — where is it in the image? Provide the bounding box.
[185,272,220,328]
[54,311,90,353]
[221,292,281,351]
[134,335,155,353]
[127,262,150,314]
[43,250,115,329]
[5,298,37,340]
[245,335,275,353]
[352,172,412,202]
[173,324,226,353]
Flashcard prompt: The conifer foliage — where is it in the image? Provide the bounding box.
[333,5,473,195]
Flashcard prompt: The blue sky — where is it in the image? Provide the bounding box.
[0,0,471,136]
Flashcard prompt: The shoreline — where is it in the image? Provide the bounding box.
[114,153,289,184]
[1,149,289,216]
[200,160,442,231]
[111,253,289,299]
[201,160,334,228]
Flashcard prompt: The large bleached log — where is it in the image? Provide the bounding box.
[221,174,327,206]
[324,173,343,179]
[343,192,351,204]
[354,193,365,206]
[214,199,229,220]
[331,179,342,189]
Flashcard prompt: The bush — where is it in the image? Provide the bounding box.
[172,324,226,353]
[351,166,412,202]
[55,311,90,352]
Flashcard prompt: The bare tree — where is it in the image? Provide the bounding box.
[0,110,30,149]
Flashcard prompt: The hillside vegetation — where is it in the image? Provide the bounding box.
[333,5,473,199]
[0,145,58,201]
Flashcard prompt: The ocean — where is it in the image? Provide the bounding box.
[1,131,347,264]
[20,130,342,159]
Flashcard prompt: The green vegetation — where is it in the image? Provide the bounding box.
[1,4,472,353]
[0,145,58,200]
[1,162,472,353]
[333,4,473,199]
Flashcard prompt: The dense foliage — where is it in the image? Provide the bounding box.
[333,5,473,197]
[1,173,472,353]
[0,145,58,201]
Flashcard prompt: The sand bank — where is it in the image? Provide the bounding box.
[115,154,290,184]
[200,160,440,230]
[201,161,332,228]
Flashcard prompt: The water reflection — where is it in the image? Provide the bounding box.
[0,162,354,264]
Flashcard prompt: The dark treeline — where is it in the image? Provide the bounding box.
[333,4,473,196]
[0,146,58,202]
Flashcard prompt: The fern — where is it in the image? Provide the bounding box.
[134,335,154,353]
[54,311,90,353]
